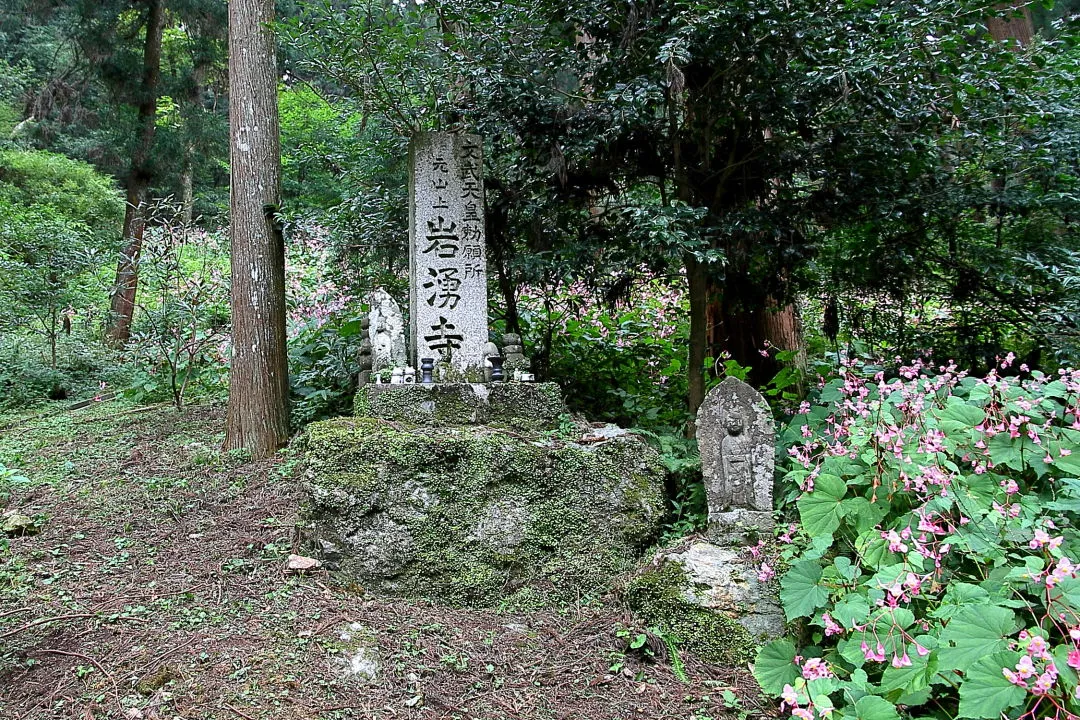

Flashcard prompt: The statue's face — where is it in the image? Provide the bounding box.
[726,415,744,434]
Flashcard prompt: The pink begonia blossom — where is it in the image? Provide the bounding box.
[781,684,799,706]
[884,530,908,553]
[1026,634,1049,660]
[891,652,912,668]
[800,657,832,680]
[1003,667,1024,686]
[861,641,885,662]
[1015,655,1037,679]
[791,709,814,720]
[1068,649,1080,670]
[1033,671,1056,695]
[822,613,843,637]
[758,563,775,583]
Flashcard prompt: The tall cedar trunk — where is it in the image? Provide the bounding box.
[987,2,1034,45]
[106,0,165,345]
[224,0,290,458]
[684,252,708,426]
[707,291,804,385]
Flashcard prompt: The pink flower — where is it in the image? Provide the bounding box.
[822,613,843,637]
[791,709,814,720]
[781,684,799,706]
[1016,655,1036,679]
[758,563,776,583]
[891,652,912,668]
[1033,671,1055,694]
[1068,649,1080,670]
[861,641,885,662]
[801,657,832,680]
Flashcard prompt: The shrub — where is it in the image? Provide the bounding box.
[756,356,1080,720]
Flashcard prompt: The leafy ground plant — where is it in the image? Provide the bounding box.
[756,355,1080,720]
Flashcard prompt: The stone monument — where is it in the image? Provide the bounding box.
[696,376,774,536]
[408,133,488,378]
[624,376,783,655]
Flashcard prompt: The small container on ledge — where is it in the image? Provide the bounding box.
[420,358,435,384]
[488,356,505,382]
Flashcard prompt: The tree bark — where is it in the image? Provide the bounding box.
[987,2,1034,46]
[225,0,290,458]
[685,251,708,430]
[106,0,165,345]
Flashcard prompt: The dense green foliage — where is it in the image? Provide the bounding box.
[757,358,1080,719]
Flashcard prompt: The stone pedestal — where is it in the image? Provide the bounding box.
[354,382,566,432]
[300,415,666,607]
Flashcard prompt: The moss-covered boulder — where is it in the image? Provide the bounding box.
[626,541,784,664]
[353,382,566,431]
[300,416,666,607]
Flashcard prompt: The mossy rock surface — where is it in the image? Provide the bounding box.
[301,417,666,607]
[354,383,566,431]
[626,541,784,665]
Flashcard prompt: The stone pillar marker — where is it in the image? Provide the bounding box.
[696,376,775,537]
[408,132,488,379]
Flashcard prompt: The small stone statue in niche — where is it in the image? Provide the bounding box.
[719,413,755,510]
[696,377,775,535]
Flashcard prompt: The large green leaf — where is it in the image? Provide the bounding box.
[840,695,902,720]
[753,640,798,694]
[780,560,829,620]
[938,397,986,428]
[797,473,847,538]
[938,605,1015,673]
[957,651,1027,719]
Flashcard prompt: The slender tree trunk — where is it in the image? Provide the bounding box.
[180,61,209,226]
[685,251,708,428]
[180,144,195,226]
[224,0,290,458]
[106,0,165,345]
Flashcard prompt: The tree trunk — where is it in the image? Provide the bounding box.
[180,143,195,226]
[224,0,290,459]
[685,251,708,430]
[105,0,165,345]
[707,291,805,386]
[987,2,1034,45]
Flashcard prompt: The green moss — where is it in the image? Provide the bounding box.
[353,383,566,431]
[626,562,757,665]
[301,416,666,609]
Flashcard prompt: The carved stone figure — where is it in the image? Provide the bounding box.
[696,376,775,536]
[366,288,407,372]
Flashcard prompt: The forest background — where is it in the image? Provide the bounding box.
[2,0,1080,516]
[3,2,1080,718]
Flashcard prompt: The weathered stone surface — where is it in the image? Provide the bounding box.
[285,554,322,574]
[665,542,784,639]
[409,133,488,377]
[334,622,380,682]
[696,377,775,534]
[627,540,783,664]
[366,288,407,372]
[2,510,36,536]
[300,416,666,607]
[354,382,566,431]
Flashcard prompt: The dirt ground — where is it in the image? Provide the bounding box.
[0,402,770,720]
